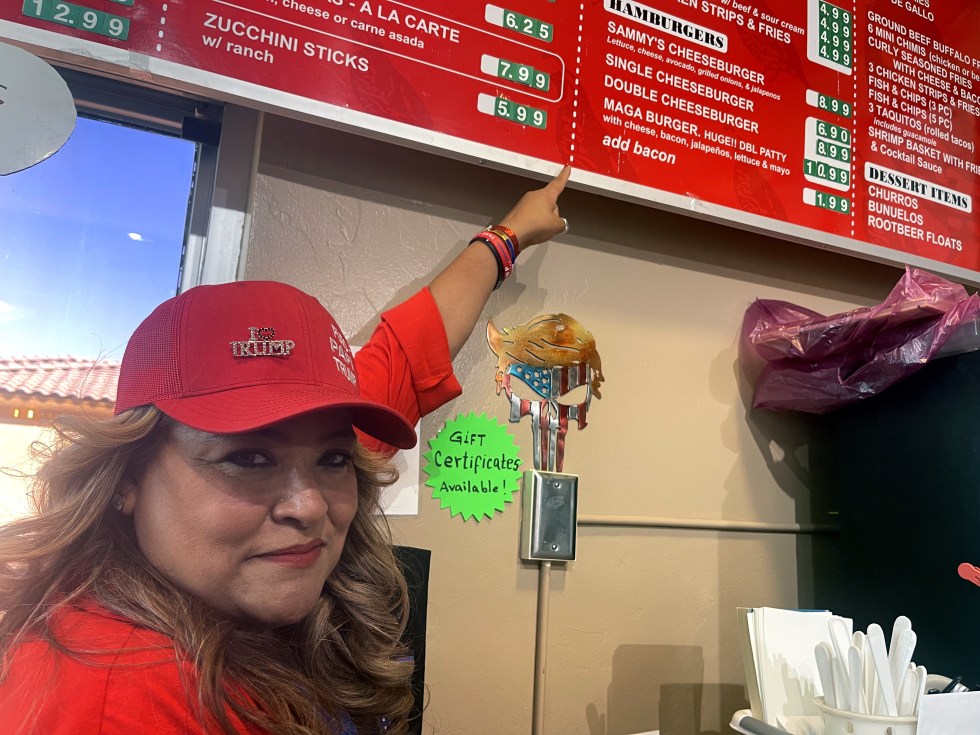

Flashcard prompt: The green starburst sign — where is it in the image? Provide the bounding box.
[423,412,522,522]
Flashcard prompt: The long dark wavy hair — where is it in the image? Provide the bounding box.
[0,406,414,734]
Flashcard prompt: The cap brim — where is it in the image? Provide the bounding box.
[153,384,417,449]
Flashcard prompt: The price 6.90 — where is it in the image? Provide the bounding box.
[22,0,130,41]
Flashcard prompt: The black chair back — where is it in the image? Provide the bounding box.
[393,545,430,735]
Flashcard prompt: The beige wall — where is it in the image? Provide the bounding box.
[245,115,903,735]
[0,424,48,524]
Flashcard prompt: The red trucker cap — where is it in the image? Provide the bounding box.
[114,281,417,449]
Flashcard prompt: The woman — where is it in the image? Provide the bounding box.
[0,167,571,734]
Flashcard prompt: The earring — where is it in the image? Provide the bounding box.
[112,494,124,512]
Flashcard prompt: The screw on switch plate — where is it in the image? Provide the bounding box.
[520,470,578,561]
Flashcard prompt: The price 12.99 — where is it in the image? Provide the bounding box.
[22,0,130,41]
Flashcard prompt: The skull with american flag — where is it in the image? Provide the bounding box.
[487,313,604,472]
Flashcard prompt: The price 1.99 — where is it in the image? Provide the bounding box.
[805,187,851,214]
[22,0,130,41]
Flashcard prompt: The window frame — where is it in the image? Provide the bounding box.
[53,65,260,291]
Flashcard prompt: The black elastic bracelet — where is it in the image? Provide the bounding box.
[472,237,505,289]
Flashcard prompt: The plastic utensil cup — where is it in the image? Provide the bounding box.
[815,696,917,735]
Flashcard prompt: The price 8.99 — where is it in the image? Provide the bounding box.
[816,92,852,118]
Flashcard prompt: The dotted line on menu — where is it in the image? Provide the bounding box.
[568,4,584,163]
[156,3,168,52]
[850,0,857,238]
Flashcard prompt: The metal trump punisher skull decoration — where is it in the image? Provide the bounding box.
[487,313,604,473]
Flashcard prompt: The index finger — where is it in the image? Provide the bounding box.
[544,164,572,196]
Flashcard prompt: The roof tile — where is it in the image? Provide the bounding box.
[0,357,120,403]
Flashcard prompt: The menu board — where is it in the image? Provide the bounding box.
[3,1,979,281]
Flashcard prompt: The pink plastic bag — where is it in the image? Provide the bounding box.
[740,267,980,413]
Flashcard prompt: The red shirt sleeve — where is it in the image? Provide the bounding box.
[354,288,462,452]
[0,604,265,735]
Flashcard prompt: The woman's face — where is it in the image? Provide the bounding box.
[126,411,359,629]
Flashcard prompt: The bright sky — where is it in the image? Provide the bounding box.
[0,116,196,359]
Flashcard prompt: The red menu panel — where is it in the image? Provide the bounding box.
[3,1,979,279]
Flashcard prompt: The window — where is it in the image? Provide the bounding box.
[0,66,222,521]
[2,116,195,357]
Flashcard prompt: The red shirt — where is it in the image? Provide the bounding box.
[0,600,264,734]
[355,287,462,451]
[0,288,461,733]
